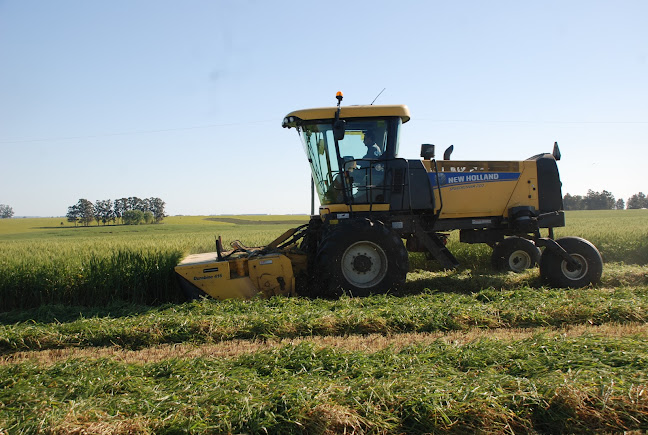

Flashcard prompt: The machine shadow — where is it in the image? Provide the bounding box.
[0,302,161,325]
[392,267,545,297]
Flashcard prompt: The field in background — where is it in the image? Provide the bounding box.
[0,215,310,310]
[0,211,647,433]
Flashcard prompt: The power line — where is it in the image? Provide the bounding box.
[417,118,648,125]
[1,118,645,145]
[0,119,275,144]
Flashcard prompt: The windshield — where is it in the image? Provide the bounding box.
[297,117,401,205]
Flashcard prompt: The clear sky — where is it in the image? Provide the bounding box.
[1,1,646,217]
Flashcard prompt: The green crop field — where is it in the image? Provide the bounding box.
[0,211,647,433]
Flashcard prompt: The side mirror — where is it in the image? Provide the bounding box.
[333,120,346,141]
[420,144,435,160]
[443,145,454,160]
[552,141,561,161]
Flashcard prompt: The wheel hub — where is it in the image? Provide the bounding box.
[341,241,388,288]
[352,254,373,273]
[561,254,587,280]
[509,250,532,272]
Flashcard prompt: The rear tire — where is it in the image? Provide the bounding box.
[314,219,408,297]
[491,237,540,273]
[539,237,603,288]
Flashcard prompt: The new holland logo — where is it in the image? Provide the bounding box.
[447,173,499,183]
[431,172,520,187]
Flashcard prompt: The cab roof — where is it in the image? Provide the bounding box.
[282,104,410,128]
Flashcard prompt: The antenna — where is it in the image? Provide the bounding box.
[370,88,386,105]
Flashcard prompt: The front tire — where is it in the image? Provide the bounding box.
[491,237,540,273]
[539,237,603,288]
[315,219,408,297]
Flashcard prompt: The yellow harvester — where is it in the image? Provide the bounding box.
[175,93,603,299]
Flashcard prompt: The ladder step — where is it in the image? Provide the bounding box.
[413,222,460,269]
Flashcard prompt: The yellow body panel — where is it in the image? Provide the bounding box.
[248,255,296,297]
[175,252,298,300]
[319,203,390,217]
[318,159,539,220]
[424,160,540,218]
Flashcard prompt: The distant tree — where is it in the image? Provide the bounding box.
[0,204,14,218]
[141,198,152,213]
[66,204,80,226]
[563,193,585,210]
[94,199,114,225]
[615,198,625,210]
[93,203,101,226]
[627,192,647,209]
[113,198,127,224]
[143,210,154,224]
[127,197,144,212]
[583,190,615,210]
[74,199,95,226]
[123,209,144,225]
[601,190,616,209]
[149,197,166,223]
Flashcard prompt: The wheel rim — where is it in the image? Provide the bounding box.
[508,249,533,272]
[561,254,588,280]
[341,241,388,288]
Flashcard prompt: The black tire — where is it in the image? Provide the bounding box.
[539,237,603,288]
[296,218,323,298]
[491,237,541,273]
[314,219,409,297]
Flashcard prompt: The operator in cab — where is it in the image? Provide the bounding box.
[362,130,382,160]
[353,130,385,203]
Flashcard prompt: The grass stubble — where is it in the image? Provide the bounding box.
[1,320,647,434]
[1,282,647,434]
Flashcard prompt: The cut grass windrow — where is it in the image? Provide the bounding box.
[1,332,647,434]
[2,322,646,367]
[1,283,646,355]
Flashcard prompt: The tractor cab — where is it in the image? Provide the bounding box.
[283,99,435,213]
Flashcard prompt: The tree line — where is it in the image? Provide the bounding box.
[563,190,647,210]
[3,189,647,223]
[66,197,166,226]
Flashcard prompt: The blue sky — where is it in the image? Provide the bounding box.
[1,0,646,216]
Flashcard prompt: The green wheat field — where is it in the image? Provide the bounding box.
[1,210,647,434]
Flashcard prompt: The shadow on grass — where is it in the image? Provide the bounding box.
[395,266,545,297]
[32,225,93,230]
[397,262,648,298]
[0,301,164,325]
[204,217,308,225]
